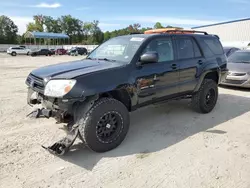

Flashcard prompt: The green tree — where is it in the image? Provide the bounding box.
[59,15,83,44]
[27,15,44,32]
[103,31,111,41]
[82,20,103,44]
[0,15,18,44]
[127,23,141,33]
[43,16,61,33]
[154,22,164,29]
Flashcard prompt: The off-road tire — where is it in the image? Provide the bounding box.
[77,98,130,153]
[11,52,17,56]
[191,79,218,113]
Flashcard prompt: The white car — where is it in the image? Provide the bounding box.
[7,46,31,56]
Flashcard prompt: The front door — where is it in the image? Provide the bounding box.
[134,37,179,106]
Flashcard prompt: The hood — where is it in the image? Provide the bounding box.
[227,62,250,73]
[31,59,124,79]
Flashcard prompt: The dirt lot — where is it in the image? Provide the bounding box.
[0,53,250,188]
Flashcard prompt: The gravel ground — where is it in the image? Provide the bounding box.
[0,53,250,188]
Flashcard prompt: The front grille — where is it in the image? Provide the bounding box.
[26,74,45,93]
[224,79,247,85]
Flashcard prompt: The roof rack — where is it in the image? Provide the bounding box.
[164,29,208,35]
[144,28,208,35]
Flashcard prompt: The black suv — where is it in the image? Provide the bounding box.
[25,30,228,155]
[31,49,53,56]
[67,47,88,55]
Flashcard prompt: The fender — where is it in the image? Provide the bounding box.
[193,64,220,92]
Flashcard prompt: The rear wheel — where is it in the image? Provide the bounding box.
[191,79,218,113]
[77,98,130,152]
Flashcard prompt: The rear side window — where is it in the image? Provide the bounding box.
[202,37,224,55]
[176,37,195,59]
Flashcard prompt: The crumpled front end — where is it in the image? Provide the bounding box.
[25,74,85,155]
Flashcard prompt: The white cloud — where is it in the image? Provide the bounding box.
[10,16,33,34]
[32,3,61,8]
[109,16,223,26]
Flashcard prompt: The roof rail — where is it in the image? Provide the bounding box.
[144,28,208,35]
[163,29,208,35]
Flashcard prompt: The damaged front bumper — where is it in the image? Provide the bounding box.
[26,87,86,155]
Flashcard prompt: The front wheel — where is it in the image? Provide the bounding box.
[77,98,130,153]
[11,52,17,56]
[191,79,218,113]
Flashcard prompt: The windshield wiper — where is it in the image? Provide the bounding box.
[240,61,250,63]
[97,58,116,62]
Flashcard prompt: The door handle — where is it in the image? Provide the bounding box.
[198,60,203,65]
[171,64,177,69]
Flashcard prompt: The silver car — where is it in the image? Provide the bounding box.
[221,50,250,88]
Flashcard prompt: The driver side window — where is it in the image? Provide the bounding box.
[143,38,174,62]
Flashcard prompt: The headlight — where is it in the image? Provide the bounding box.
[44,80,76,97]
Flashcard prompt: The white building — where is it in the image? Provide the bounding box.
[192,18,250,49]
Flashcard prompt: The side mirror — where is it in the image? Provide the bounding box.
[139,51,159,65]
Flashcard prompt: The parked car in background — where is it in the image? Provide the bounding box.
[67,47,88,55]
[31,49,53,56]
[220,50,250,88]
[7,46,31,56]
[56,48,67,55]
[49,49,56,55]
[223,47,240,57]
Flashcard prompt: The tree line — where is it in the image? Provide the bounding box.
[0,15,182,45]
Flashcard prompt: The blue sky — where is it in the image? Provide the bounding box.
[0,0,250,34]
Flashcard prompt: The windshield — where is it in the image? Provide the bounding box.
[87,36,145,63]
[228,51,250,63]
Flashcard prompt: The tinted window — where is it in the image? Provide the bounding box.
[203,38,224,55]
[176,38,194,59]
[12,47,21,50]
[193,39,202,57]
[143,38,174,62]
[228,51,250,63]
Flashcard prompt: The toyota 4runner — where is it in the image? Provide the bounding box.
[25,29,228,155]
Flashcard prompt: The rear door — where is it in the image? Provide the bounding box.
[174,36,204,93]
[15,47,23,54]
